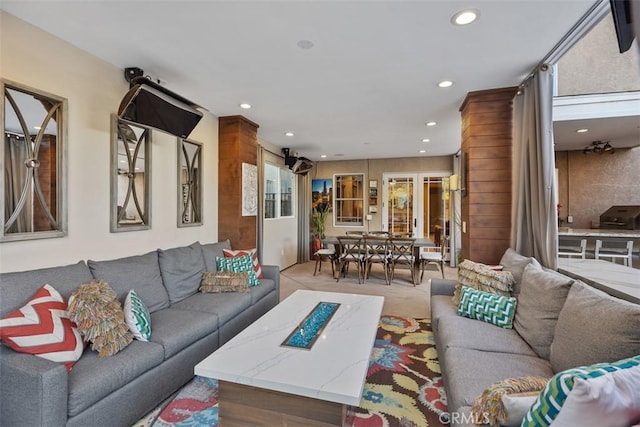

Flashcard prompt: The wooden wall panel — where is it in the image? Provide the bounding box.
[459,87,518,264]
[218,116,259,250]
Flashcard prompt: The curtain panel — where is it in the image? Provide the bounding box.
[511,65,558,269]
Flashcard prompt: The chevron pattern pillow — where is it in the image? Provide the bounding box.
[223,248,264,278]
[216,255,259,286]
[0,284,84,370]
[457,286,517,329]
[124,290,151,341]
[522,355,640,427]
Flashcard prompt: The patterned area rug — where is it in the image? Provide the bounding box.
[134,316,447,427]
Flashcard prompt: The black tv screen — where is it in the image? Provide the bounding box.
[610,0,636,53]
[118,80,203,139]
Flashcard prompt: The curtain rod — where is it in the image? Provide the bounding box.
[520,0,609,87]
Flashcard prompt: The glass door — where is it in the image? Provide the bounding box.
[420,175,450,248]
[382,174,417,236]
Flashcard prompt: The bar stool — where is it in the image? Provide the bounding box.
[595,239,634,267]
[558,238,587,259]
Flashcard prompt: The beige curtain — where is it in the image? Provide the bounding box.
[511,65,558,269]
[4,134,32,233]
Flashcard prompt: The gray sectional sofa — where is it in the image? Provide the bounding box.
[430,248,640,427]
[0,240,279,427]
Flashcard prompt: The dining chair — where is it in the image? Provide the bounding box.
[313,246,336,276]
[388,237,416,285]
[420,236,448,280]
[595,239,634,267]
[363,236,391,285]
[558,238,587,259]
[336,236,364,283]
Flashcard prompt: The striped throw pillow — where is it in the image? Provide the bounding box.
[216,255,259,286]
[0,284,85,370]
[457,286,517,329]
[522,355,640,427]
[124,290,151,341]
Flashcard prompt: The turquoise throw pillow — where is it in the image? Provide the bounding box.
[456,286,517,329]
[124,289,151,341]
[522,355,640,427]
[216,255,259,287]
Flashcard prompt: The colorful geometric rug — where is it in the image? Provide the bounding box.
[134,316,447,427]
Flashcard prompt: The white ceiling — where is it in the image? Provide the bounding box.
[2,0,603,161]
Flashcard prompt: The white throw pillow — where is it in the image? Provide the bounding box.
[501,392,539,427]
[551,364,640,427]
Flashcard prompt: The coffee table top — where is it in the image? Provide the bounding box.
[194,289,384,406]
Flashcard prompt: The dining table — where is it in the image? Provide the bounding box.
[322,234,434,285]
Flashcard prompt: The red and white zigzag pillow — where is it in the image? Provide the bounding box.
[0,284,84,370]
[223,248,264,279]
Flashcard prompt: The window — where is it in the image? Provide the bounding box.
[264,163,294,219]
[334,173,364,226]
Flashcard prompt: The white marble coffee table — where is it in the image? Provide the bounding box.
[558,258,640,304]
[194,289,384,426]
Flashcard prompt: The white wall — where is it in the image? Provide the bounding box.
[0,12,219,272]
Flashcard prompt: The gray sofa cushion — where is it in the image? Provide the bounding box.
[438,314,537,357]
[87,251,170,313]
[201,240,232,272]
[444,347,553,411]
[248,279,276,304]
[149,308,219,358]
[158,242,206,304]
[430,294,459,333]
[550,281,640,373]
[499,248,540,295]
[67,340,164,417]
[514,263,573,360]
[171,292,252,326]
[0,261,93,316]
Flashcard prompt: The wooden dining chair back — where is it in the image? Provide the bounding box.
[388,237,416,285]
[420,236,448,280]
[595,239,634,267]
[558,238,587,259]
[336,236,364,283]
[363,237,391,285]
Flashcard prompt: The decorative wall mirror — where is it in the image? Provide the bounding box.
[1,79,67,242]
[110,115,151,232]
[177,138,202,227]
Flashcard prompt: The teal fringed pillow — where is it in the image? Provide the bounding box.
[457,286,517,329]
[124,289,151,341]
[216,255,259,287]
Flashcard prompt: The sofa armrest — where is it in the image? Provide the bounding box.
[0,346,68,427]
[430,278,457,297]
[261,265,280,296]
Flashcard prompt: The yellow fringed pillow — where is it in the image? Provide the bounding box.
[471,376,549,427]
[67,280,133,357]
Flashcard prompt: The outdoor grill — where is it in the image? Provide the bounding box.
[599,205,640,230]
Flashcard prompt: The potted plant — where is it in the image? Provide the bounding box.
[311,207,329,254]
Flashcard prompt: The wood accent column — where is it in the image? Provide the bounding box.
[218,115,259,249]
[459,87,518,264]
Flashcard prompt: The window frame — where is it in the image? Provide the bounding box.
[333,173,365,227]
[264,162,295,220]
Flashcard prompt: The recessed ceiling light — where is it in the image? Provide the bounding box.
[284,132,295,137]
[320,154,327,158]
[438,80,454,88]
[422,138,431,143]
[239,103,252,109]
[426,121,437,127]
[297,40,315,50]
[451,9,479,26]
[419,149,426,153]
[576,128,589,133]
